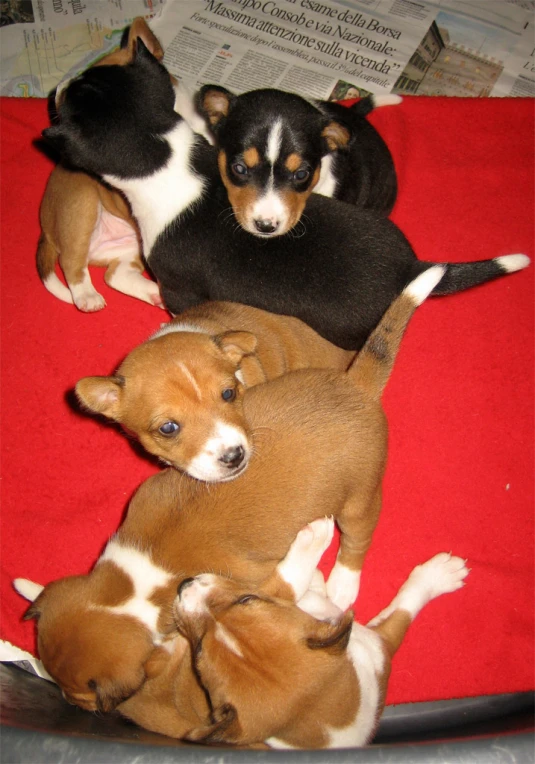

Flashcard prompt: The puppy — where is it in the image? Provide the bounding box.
[42,40,530,349]
[14,264,441,726]
[175,551,469,749]
[197,85,400,236]
[36,18,167,312]
[75,301,355,482]
[14,513,336,732]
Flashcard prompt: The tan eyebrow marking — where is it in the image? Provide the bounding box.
[285,153,303,172]
[243,147,260,167]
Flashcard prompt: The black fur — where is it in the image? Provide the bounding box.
[42,42,529,351]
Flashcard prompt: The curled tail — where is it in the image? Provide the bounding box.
[349,265,445,400]
[36,234,73,304]
[430,253,530,295]
[349,93,402,118]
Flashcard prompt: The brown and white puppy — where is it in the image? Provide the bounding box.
[175,552,469,749]
[75,301,355,482]
[14,518,337,732]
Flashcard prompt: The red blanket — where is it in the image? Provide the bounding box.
[1,95,533,706]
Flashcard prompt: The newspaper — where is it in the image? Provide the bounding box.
[0,0,165,98]
[0,2,533,99]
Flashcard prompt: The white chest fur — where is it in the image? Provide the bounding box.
[103,121,205,257]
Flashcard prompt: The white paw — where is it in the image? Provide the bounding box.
[408,553,469,600]
[293,516,335,560]
[326,562,361,611]
[73,289,106,312]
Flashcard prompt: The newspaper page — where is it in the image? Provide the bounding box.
[150,0,534,99]
[0,1,533,99]
[0,0,165,98]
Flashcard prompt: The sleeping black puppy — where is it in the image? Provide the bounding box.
[43,40,529,350]
[196,84,401,236]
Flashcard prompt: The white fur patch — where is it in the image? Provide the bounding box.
[13,578,44,602]
[266,119,283,164]
[177,574,215,613]
[104,121,205,258]
[173,83,214,145]
[314,154,338,198]
[326,562,361,611]
[98,541,173,636]
[371,94,402,107]
[176,361,202,401]
[404,265,445,305]
[327,623,384,747]
[495,254,530,273]
[214,623,243,658]
[276,517,334,601]
[70,271,106,312]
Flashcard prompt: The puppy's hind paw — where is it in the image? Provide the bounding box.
[408,552,469,601]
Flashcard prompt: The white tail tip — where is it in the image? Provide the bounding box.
[372,94,403,107]
[404,265,446,306]
[495,254,530,273]
[13,578,44,602]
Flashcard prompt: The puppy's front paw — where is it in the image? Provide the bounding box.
[276,517,335,600]
[293,516,335,561]
[326,562,361,611]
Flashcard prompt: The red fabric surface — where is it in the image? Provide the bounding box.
[1,95,533,706]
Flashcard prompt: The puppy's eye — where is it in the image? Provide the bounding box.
[231,162,248,177]
[87,679,97,691]
[294,168,310,182]
[235,594,259,605]
[159,421,180,436]
[221,388,236,402]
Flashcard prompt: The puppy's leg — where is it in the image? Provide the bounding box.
[326,489,382,611]
[58,220,106,312]
[367,553,469,656]
[104,251,164,308]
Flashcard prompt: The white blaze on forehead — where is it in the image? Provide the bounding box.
[266,119,283,164]
[215,623,244,658]
[176,361,202,401]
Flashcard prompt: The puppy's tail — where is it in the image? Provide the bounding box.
[349,93,402,117]
[36,234,74,304]
[427,253,530,295]
[348,265,445,400]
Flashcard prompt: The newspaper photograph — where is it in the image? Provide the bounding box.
[1,0,534,98]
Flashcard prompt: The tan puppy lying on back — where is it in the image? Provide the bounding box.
[76,301,355,482]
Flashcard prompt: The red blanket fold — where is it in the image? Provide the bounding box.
[1,95,533,705]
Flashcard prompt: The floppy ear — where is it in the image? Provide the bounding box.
[215,331,258,365]
[322,121,351,152]
[306,610,354,655]
[41,125,68,153]
[197,85,235,130]
[75,375,125,419]
[124,17,164,60]
[184,703,243,745]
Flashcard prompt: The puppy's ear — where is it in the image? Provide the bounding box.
[124,17,164,61]
[306,610,354,655]
[197,85,235,130]
[322,121,351,152]
[75,375,125,420]
[41,126,68,153]
[215,331,258,365]
[184,703,243,745]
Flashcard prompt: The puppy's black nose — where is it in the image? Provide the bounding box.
[178,577,195,596]
[219,445,244,468]
[254,219,277,234]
